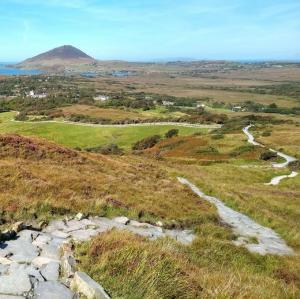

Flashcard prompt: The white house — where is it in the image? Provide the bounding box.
[94,95,110,101]
[162,100,174,106]
[27,90,47,99]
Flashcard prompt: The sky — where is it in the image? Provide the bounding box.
[0,0,299,61]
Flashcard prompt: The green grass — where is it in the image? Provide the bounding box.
[0,112,208,149]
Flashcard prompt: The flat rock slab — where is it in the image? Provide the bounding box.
[71,271,110,299]
[0,263,32,296]
[40,261,60,281]
[0,237,39,263]
[34,281,75,299]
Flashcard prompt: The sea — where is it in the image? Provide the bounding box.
[0,63,43,76]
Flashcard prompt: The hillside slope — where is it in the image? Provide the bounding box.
[16,45,95,71]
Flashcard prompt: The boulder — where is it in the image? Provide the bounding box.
[71,271,110,299]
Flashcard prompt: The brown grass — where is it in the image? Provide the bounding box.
[58,104,146,120]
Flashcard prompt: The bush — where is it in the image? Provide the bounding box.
[86,144,123,155]
[230,145,256,157]
[15,112,28,121]
[211,133,224,140]
[165,129,179,138]
[262,130,272,137]
[289,160,300,171]
[132,135,161,150]
[260,150,277,161]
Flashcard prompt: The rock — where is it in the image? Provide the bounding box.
[113,216,130,225]
[0,234,39,263]
[0,229,16,241]
[38,220,49,229]
[11,221,25,233]
[130,220,153,228]
[0,264,32,295]
[71,271,110,299]
[50,230,70,239]
[61,248,76,279]
[156,221,163,227]
[34,281,75,299]
[40,261,60,281]
[32,256,59,268]
[75,213,86,221]
[69,229,98,241]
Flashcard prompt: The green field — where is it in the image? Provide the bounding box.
[0,112,207,149]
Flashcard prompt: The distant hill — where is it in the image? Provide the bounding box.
[16,45,96,71]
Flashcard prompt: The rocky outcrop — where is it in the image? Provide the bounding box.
[0,216,195,298]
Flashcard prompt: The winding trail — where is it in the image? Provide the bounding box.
[178,177,294,256]
[243,124,298,185]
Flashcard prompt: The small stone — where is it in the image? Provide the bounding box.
[114,216,130,225]
[156,221,163,227]
[11,221,25,233]
[38,220,49,230]
[34,281,75,299]
[75,213,86,221]
[71,271,110,299]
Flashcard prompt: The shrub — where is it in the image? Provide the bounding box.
[15,112,28,121]
[262,130,272,137]
[132,135,161,150]
[289,160,300,171]
[230,145,256,157]
[165,129,179,138]
[211,133,224,140]
[260,150,277,161]
[86,144,123,155]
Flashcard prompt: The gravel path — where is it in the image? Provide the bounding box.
[0,216,194,298]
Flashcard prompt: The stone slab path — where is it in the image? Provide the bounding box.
[0,216,194,298]
[178,177,294,256]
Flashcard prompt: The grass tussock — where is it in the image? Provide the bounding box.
[76,230,300,299]
[76,230,203,299]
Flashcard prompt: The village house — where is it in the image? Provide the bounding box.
[162,100,174,106]
[27,90,47,99]
[94,95,110,101]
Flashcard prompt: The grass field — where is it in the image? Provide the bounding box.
[0,118,299,298]
[0,112,207,149]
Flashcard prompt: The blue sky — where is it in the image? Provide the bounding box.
[0,0,299,61]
